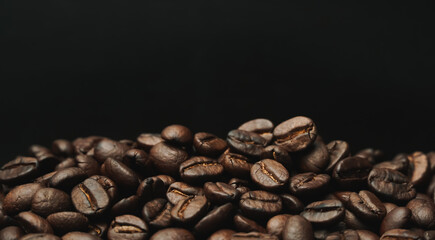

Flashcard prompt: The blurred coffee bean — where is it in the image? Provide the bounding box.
[374,153,409,173]
[55,158,77,170]
[75,155,99,177]
[16,211,53,234]
[333,156,372,189]
[208,229,236,240]
[355,148,383,164]
[193,132,228,157]
[0,157,39,185]
[368,168,417,202]
[231,232,278,240]
[149,142,189,176]
[407,152,430,187]
[227,129,267,158]
[3,183,43,215]
[380,229,423,240]
[62,231,102,240]
[238,118,274,144]
[49,167,87,191]
[161,124,193,146]
[297,137,330,173]
[0,226,24,240]
[136,133,163,151]
[52,139,74,158]
[20,233,61,240]
[266,214,291,237]
[93,139,126,163]
[406,198,435,229]
[325,140,350,172]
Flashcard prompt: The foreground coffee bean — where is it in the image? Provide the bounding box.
[0,226,24,240]
[150,228,195,240]
[266,214,291,237]
[347,190,386,222]
[368,168,417,202]
[47,212,88,234]
[3,183,43,215]
[16,211,53,234]
[406,198,435,229]
[239,191,282,219]
[204,182,239,204]
[31,188,72,217]
[71,178,110,216]
[250,159,289,190]
[380,207,412,235]
[142,198,173,229]
[179,156,224,183]
[300,199,345,227]
[149,142,189,176]
[170,195,209,224]
[289,172,330,196]
[107,215,149,240]
[283,215,314,240]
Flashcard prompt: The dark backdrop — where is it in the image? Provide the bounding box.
[1,1,434,163]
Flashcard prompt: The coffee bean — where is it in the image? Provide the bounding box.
[239,191,282,219]
[136,133,163,151]
[380,207,412,235]
[107,215,149,240]
[266,214,291,237]
[142,198,173,229]
[424,231,435,240]
[52,139,74,158]
[231,232,278,240]
[289,172,330,197]
[233,214,266,233]
[110,195,140,217]
[380,229,423,240]
[171,195,209,224]
[356,230,379,240]
[374,153,409,173]
[136,177,166,203]
[348,190,386,222]
[238,118,274,144]
[194,203,234,237]
[300,200,345,227]
[75,155,100,177]
[149,228,195,240]
[0,226,24,240]
[16,211,53,234]
[55,158,77,171]
[262,145,292,169]
[333,156,372,189]
[149,142,189,176]
[368,168,417,202]
[179,156,224,183]
[208,229,236,240]
[193,132,228,157]
[62,232,102,240]
[104,158,139,193]
[407,198,435,229]
[250,159,289,191]
[47,212,88,234]
[71,178,110,216]
[87,221,108,237]
[31,188,71,217]
[219,151,253,179]
[3,183,43,215]
[34,171,58,186]
[155,175,175,190]
[161,124,193,146]
[280,194,304,214]
[227,129,267,158]
[228,178,251,195]
[297,137,330,173]
[166,181,204,205]
[333,191,352,205]
[325,140,350,172]
[273,116,317,152]
[89,175,118,201]
[20,233,61,240]
[282,215,314,240]
[93,139,127,163]
[72,136,101,155]
[123,149,150,174]
[204,182,239,204]
[0,157,39,185]
[325,229,359,240]
[384,202,398,214]
[356,148,383,164]
[408,152,430,187]
[343,209,373,230]
[49,167,87,191]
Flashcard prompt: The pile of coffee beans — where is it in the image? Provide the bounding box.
[1,116,434,240]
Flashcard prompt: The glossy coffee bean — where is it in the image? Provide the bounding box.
[355,148,383,164]
[325,229,359,240]
[47,211,88,234]
[31,187,71,217]
[123,149,150,174]
[356,230,379,240]
[0,157,39,185]
[343,209,373,230]
[49,167,87,191]
[266,214,291,237]
[204,182,239,204]
[52,139,74,157]
[333,156,372,189]
[282,215,314,240]
[142,198,173,229]
[231,232,278,240]
[289,172,330,197]
[325,140,350,172]
[3,183,43,215]
[107,215,149,240]
[62,231,102,240]
[380,229,423,240]
[166,181,204,205]
[110,195,140,216]
[20,233,61,240]
[333,191,352,205]
[93,139,126,163]
[171,195,209,224]
[55,158,77,170]
[348,190,386,222]
[261,145,292,169]
[380,207,412,235]
[87,221,108,237]
[194,203,234,237]
[238,118,274,144]
[179,156,224,183]
[384,202,398,214]
[408,152,430,187]
[150,228,195,240]
[149,142,189,176]
[239,191,282,219]
[273,116,317,152]
[136,177,166,203]
[233,214,266,233]
[161,124,193,146]
[0,226,24,240]
[155,175,175,190]
[280,194,304,214]
[104,158,139,192]
[228,178,251,195]
[227,129,267,158]
[89,175,117,201]
[136,133,163,151]
[71,178,110,216]
[300,200,345,227]
[407,198,435,229]
[16,211,53,234]
[208,229,236,240]
[75,155,100,177]
[368,168,417,202]
[219,151,253,178]
[297,137,330,173]
[250,159,289,190]
[193,132,228,157]
[374,153,409,173]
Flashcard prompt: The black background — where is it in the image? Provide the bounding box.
[1,1,435,163]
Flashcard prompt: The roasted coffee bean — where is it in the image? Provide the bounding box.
[374,153,409,173]
[407,198,435,229]
[289,172,330,197]
[62,231,102,240]
[107,215,149,240]
[219,152,253,178]
[204,182,239,204]
[424,231,435,240]
[136,133,163,151]
[72,136,101,155]
[136,177,166,202]
[384,202,398,214]
[87,221,108,237]
[227,129,267,158]
[273,116,317,152]
[31,188,71,217]
[110,195,140,217]
[179,156,224,183]
[52,139,74,157]
[300,200,345,227]
[368,168,417,202]
[238,118,274,144]
[0,157,39,184]
[233,214,266,233]
[29,144,51,157]
[262,145,292,169]
[155,175,175,190]
[16,211,53,234]
[228,178,251,195]
[55,158,77,170]
[149,142,189,176]
[231,232,278,240]
[239,191,282,219]
[380,229,423,240]
[194,203,234,237]
[193,132,228,157]
[123,149,150,174]
[0,226,24,240]
[266,214,291,237]
[93,139,126,163]
[34,171,58,186]
[2,183,43,215]
[380,207,412,235]
[333,156,372,189]
[280,194,304,214]
[356,230,379,240]
[76,155,100,177]
[356,148,383,164]
[171,195,209,224]
[89,175,117,201]
[20,233,61,240]
[142,198,173,229]
[71,178,110,216]
[119,139,137,149]
[282,215,314,240]
[297,137,330,173]
[250,159,289,190]
[167,181,204,205]
[208,229,236,240]
[344,209,373,230]
[325,229,359,240]
[348,190,386,222]
[408,152,430,187]
[161,124,193,146]
[49,167,87,191]
[333,191,352,205]
[325,140,350,172]
[47,212,88,234]
[104,158,139,193]
[149,228,195,240]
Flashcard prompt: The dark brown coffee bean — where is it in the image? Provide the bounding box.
[52,139,74,157]
[297,137,330,173]
[107,215,149,240]
[49,167,87,191]
[72,136,101,155]
[280,194,304,214]
[208,229,236,240]
[123,149,150,174]
[407,198,435,229]
[93,139,126,163]
[136,177,166,203]
[136,133,163,151]
[76,155,100,177]
[231,232,278,240]
[380,207,412,235]
[333,191,352,206]
[344,209,373,230]
[238,118,274,144]
[20,233,61,240]
[193,132,228,157]
[171,195,209,224]
[31,188,71,217]
[273,116,317,152]
[167,182,204,205]
[233,214,266,233]
[155,175,175,190]
[239,191,282,219]
[179,156,224,183]
[356,148,383,164]
[368,168,417,202]
[150,228,195,240]
[408,152,430,187]
[204,182,239,204]
[87,221,108,237]
[149,142,189,176]
[266,214,291,237]
[227,129,267,158]
[300,200,345,227]
[16,211,53,234]
[380,229,423,240]
[289,172,330,197]
[89,175,117,201]
[62,232,102,240]
[374,153,409,173]
[228,178,251,195]
[110,195,139,217]
[325,140,350,172]
[356,230,379,240]
[325,230,359,240]
[282,215,314,240]
[0,226,24,240]
[0,157,39,185]
[262,145,292,169]
[427,152,435,173]
[384,202,398,214]
[194,203,234,237]
[347,190,386,222]
[56,158,77,171]
[71,178,110,216]
[161,124,193,146]
[250,159,289,191]
[333,156,372,189]
[104,158,139,192]
[142,198,172,229]
[47,212,88,234]
[219,152,253,179]
[3,183,43,215]
[34,171,58,186]
[424,231,435,240]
